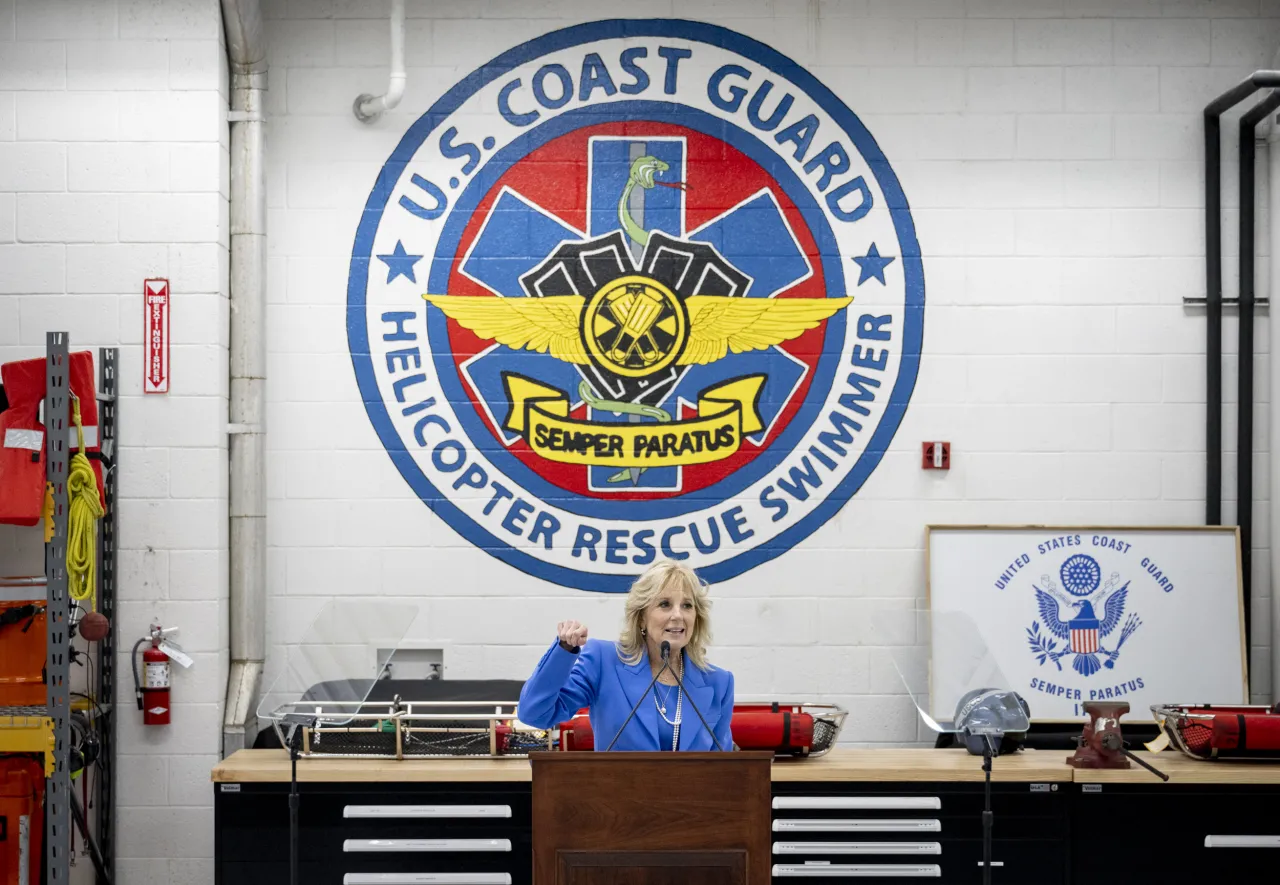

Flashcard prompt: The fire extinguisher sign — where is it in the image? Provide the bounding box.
[144,278,170,394]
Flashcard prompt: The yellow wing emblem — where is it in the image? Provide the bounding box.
[678,296,853,365]
[422,292,852,367]
[422,294,591,365]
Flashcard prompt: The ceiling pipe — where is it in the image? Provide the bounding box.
[221,0,268,758]
[354,0,406,123]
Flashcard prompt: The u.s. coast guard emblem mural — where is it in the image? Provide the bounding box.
[348,20,924,591]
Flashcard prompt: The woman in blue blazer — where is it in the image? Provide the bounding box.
[518,560,735,751]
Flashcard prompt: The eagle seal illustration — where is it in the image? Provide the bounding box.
[1035,587,1128,676]
[1028,554,1141,677]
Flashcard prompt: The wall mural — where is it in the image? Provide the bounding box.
[348,20,924,591]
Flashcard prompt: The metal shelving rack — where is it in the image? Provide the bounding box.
[43,330,73,884]
[95,346,118,883]
[24,333,118,884]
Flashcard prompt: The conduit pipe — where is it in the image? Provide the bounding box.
[1271,80,1280,705]
[1238,90,1280,690]
[221,0,268,757]
[354,0,406,122]
[1204,71,1280,530]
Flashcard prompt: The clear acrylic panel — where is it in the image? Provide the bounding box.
[866,601,1028,736]
[256,598,421,729]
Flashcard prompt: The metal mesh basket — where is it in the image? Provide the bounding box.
[810,715,842,755]
[1151,703,1279,760]
[266,700,553,759]
[266,698,847,759]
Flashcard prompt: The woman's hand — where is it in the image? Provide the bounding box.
[557,619,589,648]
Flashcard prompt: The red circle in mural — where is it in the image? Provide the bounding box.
[442,121,829,500]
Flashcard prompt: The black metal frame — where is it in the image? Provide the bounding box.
[31,338,119,884]
[95,347,118,884]
[44,332,72,884]
[1203,72,1280,686]
[1237,92,1280,684]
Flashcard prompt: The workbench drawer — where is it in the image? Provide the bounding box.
[215,783,533,885]
[1071,784,1280,881]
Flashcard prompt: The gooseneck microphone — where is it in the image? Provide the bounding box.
[665,642,727,751]
[604,640,671,751]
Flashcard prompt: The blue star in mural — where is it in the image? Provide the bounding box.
[377,240,422,284]
[852,243,895,286]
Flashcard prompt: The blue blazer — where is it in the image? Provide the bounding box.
[518,638,735,751]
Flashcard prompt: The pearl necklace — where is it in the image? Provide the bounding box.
[653,655,683,750]
[654,683,682,750]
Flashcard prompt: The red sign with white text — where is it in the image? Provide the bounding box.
[144,279,170,394]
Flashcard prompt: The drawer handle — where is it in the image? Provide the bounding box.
[774,819,942,833]
[1205,836,1280,848]
[773,797,941,810]
[343,839,512,853]
[344,805,512,819]
[772,863,941,877]
[343,876,513,884]
[774,842,941,856]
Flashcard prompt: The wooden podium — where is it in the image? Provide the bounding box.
[530,751,772,885]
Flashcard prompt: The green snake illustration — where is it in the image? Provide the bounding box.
[586,155,678,484]
[617,155,670,248]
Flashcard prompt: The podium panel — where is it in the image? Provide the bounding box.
[559,850,744,884]
[531,752,771,885]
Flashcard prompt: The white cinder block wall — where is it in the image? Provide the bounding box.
[262,0,1280,738]
[1,0,1280,880]
[0,1,230,883]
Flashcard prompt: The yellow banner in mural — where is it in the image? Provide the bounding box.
[503,374,766,467]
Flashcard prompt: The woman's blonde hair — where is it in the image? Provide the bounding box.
[616,560,714,670]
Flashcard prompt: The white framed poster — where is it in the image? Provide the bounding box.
[926,525,1247,723]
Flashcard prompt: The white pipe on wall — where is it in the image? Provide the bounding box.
[221,0,268,757]
[354,0,406,122]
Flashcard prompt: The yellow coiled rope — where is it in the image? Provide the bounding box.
[66,395,104,606]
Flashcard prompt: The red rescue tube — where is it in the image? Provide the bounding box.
[557,703,817,754]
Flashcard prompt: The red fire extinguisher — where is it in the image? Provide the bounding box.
[132,624,192,726]
[141,642,171,725]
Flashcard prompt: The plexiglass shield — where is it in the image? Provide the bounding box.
[867,601,1029,738]
[255,598,420,741]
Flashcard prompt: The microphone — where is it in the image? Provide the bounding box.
[604,647,670,751]
[665,645,726,751]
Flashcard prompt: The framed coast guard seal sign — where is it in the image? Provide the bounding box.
[348,20,924,591]
[926,525,1248,723]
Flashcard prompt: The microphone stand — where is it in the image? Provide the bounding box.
[281,714,315,885]
[290,724,301,885]
[664,646,726,752]
[604,653,670,751]
[978,734,1001,885]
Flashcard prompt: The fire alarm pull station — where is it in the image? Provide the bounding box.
[922,441,950,470]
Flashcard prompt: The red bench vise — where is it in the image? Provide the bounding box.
[1068,701,1168,781]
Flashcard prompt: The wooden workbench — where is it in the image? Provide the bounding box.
[213,748,1280,885]
[212,746,1280,784]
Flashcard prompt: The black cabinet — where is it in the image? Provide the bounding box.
[215,782,533,885]
[769,781,1068,884]
[1070,782,1280,882]
[215,777,1280,884]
